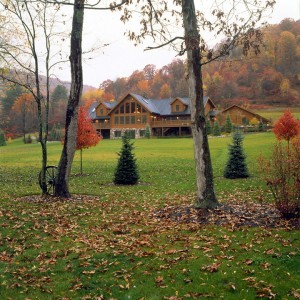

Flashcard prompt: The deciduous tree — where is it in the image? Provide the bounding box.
[273,110,300,146]
[0,0,68,194]
[76,106,101,175]
[122,0,274,208]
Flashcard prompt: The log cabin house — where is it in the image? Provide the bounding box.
[89,92,216,139]
[89,93,270,138]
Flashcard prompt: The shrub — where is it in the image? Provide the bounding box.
[224,131,249,179]
[0,132,6,146]
[114,132,139,185]
[259,138,300,218]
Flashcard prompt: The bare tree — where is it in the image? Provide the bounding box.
[121,0,275,208]
[0,0,68,194]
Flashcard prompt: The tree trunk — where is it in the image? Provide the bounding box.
[55,0,84,197]
[182,0,218,208]
[80,148,83,175]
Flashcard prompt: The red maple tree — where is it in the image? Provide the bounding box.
[77,106,101,174]
[273,110,300,145]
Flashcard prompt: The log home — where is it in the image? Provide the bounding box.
[90,92,216,138]
[217,105,270,126]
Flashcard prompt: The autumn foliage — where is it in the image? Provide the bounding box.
[77,106,101,174]
[273,110,300,143]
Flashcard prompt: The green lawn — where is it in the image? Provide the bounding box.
[0,133,299,299]
[254,107,300,123]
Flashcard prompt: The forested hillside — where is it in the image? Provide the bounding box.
[1,19,299,138]
[98,18,300,108]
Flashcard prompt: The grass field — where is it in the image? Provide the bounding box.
[254,107,300,123]
[0,133,299,299]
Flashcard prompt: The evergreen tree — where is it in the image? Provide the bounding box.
[0,132,6,146]
[258,121,265,132]
[206,120,212,135]
[114,132,139,185]
[51,85,68,103]
[213,121,221,136]
[224,131,249,179]
[224,115,233,134]
[144,124,151,139]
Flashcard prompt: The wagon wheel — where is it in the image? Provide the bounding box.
[39,166,57,196]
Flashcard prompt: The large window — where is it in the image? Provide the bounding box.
[142,115,147,124]
[125,116,130,124]
[120,116,124,124]
[114,116,119,124]
[125,102,130,113]
[131,116,135,124]
[120,104,124,114]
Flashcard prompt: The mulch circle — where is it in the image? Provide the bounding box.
[153,201,299,230]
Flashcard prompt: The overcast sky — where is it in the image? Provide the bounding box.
[57,0,299,88]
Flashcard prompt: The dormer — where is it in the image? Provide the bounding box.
[95,102,111,117]
[170,97,188,113]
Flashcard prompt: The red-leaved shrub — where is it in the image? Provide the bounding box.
[259,138,300,218]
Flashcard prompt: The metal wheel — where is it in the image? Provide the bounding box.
[39,166,57,196]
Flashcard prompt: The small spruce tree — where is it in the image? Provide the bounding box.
[224,115,233,134]
[144,124,151,139]
[258,121,265,132]
[114,132,139,185]
[0,132,6,146]
[224,131,249,179]
[213,121,221,136]
[206,120,212,135]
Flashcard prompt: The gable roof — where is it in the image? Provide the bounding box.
[108,92,213,117]
[222,105,270,123]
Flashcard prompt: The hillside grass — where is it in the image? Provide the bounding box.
[254,107,300,123]
[0,133,299,299]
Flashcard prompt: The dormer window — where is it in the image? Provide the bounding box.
[100,109,104,115]
[176,105,180,112]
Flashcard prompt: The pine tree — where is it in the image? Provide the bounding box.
[114,132,139,185]
[224,115,233,134]
[224,131,249,179]
[206,120,212,135]
[144,124,151,139]
[0,132,6,146]
[213,121,221,136]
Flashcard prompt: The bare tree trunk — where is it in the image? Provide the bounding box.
[182,0,218,208]
[80,148,83,175]
[55,0,84,197]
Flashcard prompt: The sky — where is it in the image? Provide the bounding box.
[57,0,299,88]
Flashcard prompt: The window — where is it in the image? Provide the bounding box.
[125,102,130,114]
[131,116,135,124]
[176,105,180,112]
[115,108,119,114]
[120,116,124,124]
[120,104,124,114]
[136,104,141,113]
[100,109,104,115]
[114,131,121,138]
[142,107,147,113]
[142,115,147,124]
[131,102,135,113]
[125,116,130,124]
[114,116,119,125]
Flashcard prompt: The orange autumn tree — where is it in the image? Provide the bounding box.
[77,106,101,175]
[273,110,300,147]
